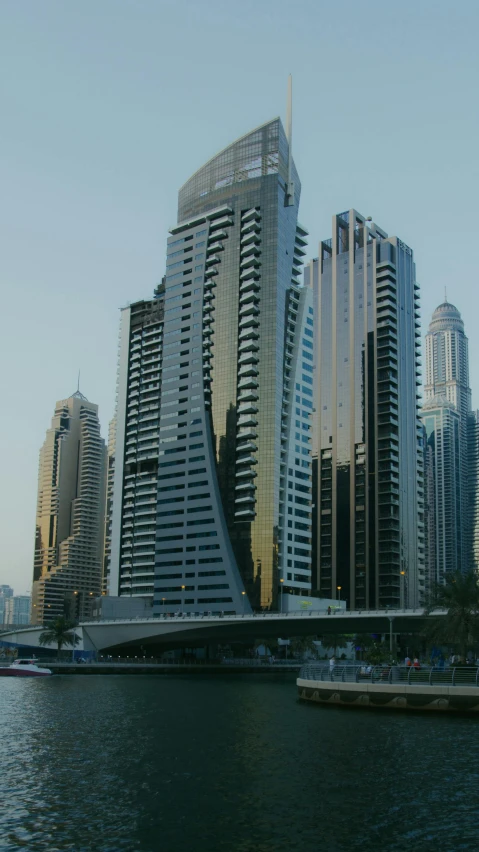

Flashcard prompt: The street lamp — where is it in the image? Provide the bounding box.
[337,585,342,603]
[241,590,246,615]
[70,626,77,664]
[181,585,185,616]
[388,615,395,659]
[400,570,406,611]
[280,578,284,614]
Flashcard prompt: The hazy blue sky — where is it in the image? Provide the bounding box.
[1,0,478,593]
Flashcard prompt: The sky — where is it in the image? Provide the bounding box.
[1,0,478,593]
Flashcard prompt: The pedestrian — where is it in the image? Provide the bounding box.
[404,655,411,667]
[327,606,331,615]
[329,655,336,673]
[413,657,420,669]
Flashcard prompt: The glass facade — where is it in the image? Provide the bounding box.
[310,210,424,609]
[108,119,312,614]
[422,397,461,593]
[424,301,472,573]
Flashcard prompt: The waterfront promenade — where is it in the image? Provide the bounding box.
[298,663,479,712]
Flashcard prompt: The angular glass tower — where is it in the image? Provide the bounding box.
[309,210,424,609]
[108,118,313,613]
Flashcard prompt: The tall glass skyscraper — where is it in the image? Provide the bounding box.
[422,395,462,592]
[108,117,313,614]
[309,210,424,609]
[424,301,472,574]
[468,410,479,572]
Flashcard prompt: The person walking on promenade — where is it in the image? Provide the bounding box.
[404,655,411,667]
[413,657,420,669]
[329,655,336,675]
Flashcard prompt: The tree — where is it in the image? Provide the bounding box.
[424,569,479,660]
[289,635,319,658]
[321,634,349,656]
[38,618,80,658]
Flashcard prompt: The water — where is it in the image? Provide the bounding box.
[1,674,478,852]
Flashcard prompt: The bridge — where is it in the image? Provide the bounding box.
[0,608,439,655]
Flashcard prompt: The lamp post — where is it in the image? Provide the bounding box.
[70,627,77,664]
[280,578,284,614]
[181,586,185,616]
[400,570,406,611]
[337,585,342,604]
[241,590,246,615]
[388,615,395,659]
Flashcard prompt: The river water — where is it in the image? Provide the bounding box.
[1,673,478,852]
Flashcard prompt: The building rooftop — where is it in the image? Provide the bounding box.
[429,301,464,333]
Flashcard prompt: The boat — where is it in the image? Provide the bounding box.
[0,658,52,677]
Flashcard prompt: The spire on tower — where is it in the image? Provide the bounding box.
[285,74,295,206]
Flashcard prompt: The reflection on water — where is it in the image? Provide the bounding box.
[0,674,478,851]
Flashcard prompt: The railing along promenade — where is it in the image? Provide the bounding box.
[81,606,428,625]
[299,662,479,688]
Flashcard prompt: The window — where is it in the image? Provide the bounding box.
[187,518,214,526]
[198,567,224,574]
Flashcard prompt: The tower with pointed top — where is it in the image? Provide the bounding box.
[31,393,107,624]
[423,300,473,583]
[108,114,312,613]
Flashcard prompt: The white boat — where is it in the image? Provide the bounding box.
[0,658,52,677]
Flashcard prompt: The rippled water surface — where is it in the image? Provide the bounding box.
[1,674,478,851]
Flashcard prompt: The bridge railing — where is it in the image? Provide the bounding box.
[80,607,430,626]
[299,663,479,687]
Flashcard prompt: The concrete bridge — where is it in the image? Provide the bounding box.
[0,608,438,655]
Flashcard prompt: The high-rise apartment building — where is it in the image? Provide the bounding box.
[422,395,462,592]
[4,595,31,626]
[468,410,479,572]
[108,116,313,614]
[0,586,14,626]
[31,392,106,624]
[423,300,472,574]
[309,210,424,609]
[102,417,116,595]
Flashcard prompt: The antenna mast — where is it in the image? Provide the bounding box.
[285,74,295,206]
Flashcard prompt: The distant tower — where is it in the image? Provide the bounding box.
[424,301,471,573]
[468,410,479,572]
[31,392,106,624]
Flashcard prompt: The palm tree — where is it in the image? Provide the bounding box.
[321,634,349,657]
[425,569,479,661]
[38,618,80,659]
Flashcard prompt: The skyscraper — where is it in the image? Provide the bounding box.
[423,300,471,573]
[309,210,424,609]
[0,586,14,626]
[468,410,479,572]
[4,594,31,626]
[422,395,462,592]
[31,392,106,624]
[108,114,313,614]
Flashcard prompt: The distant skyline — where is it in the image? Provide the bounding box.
[1,0,478,591]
